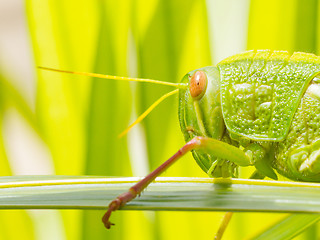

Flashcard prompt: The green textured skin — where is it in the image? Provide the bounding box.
[218,50,320,141]
[178,50,320,181]
[275,88,320,181]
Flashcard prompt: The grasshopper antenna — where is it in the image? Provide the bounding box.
[38,66,185,136]
[38,67,184,87]
[118,88,179,137]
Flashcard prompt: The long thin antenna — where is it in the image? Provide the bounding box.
[118,89,179,138]
[38,67,184,88]
[38,66,185,137]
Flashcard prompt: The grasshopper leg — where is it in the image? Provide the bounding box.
[102,136,251,229]
[214,212,233,240]
[102,137,201,228]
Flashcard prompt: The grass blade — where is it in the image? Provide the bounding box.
[2,176,320,214]
[252,215,320,240]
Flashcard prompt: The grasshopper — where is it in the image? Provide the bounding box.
[40,49,320,239]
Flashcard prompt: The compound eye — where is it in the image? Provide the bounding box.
[189,70,207,99]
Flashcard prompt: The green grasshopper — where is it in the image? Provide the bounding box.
[40,49,320,238]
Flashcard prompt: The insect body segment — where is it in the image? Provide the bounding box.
[275,80,320,181]
[218,50,320,141]
[179,67,236,177]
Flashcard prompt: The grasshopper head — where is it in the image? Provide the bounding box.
[179,67,233,175]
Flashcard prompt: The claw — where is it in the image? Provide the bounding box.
[103,219,115,229]
[102,199,121,229]
[102,209,114,229]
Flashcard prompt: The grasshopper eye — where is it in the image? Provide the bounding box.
[189,70,207,99]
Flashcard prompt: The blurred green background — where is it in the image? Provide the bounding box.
[0,0,319,239]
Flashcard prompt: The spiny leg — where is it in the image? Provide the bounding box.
[102,136,251,229]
